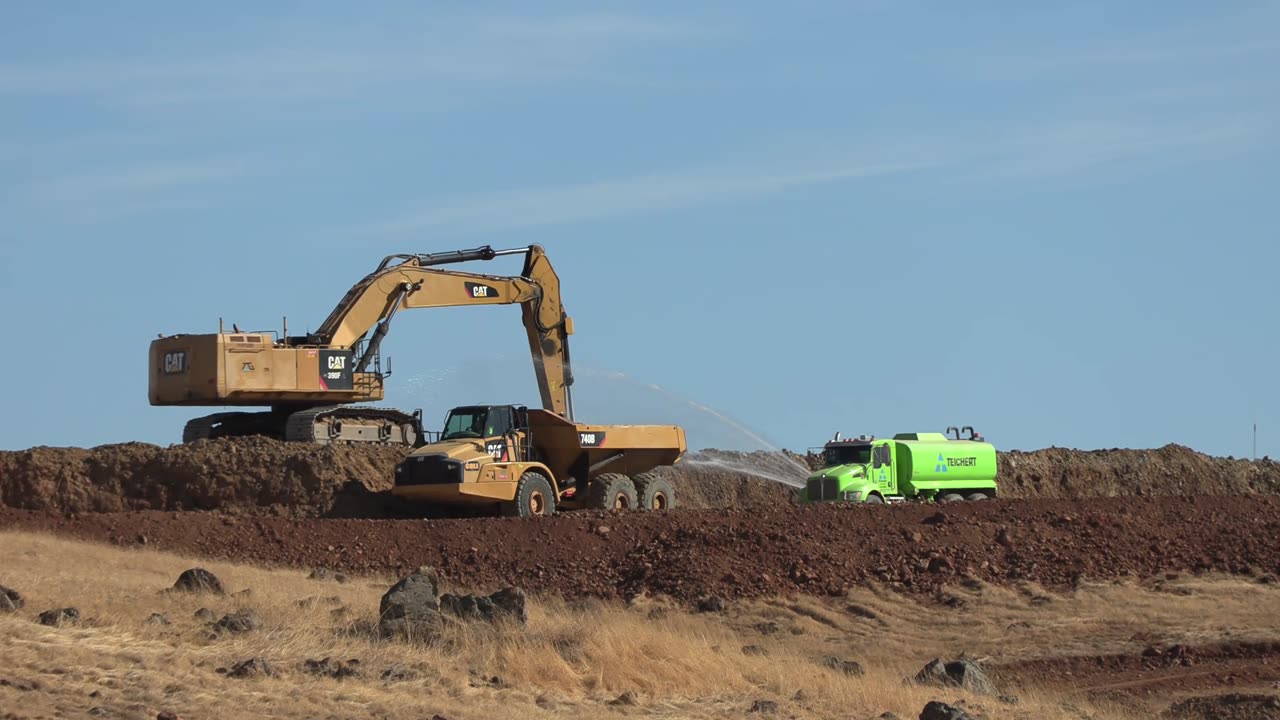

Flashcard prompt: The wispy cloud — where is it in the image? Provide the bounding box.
[13,158,249,223]
[364,158,935,235]
[0,12,700,107]
[363,108,1271,236]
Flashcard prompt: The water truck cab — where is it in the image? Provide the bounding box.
[800,426,998,504]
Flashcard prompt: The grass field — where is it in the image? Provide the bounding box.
[2,529,1277,719]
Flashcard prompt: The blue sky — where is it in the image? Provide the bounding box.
[2,1,1278,458]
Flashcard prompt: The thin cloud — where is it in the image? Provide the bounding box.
[15,158,249,222]
[364,159,936,235]
[0,12,700,106]
[365,108,1271,235]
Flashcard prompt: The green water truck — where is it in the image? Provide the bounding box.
[800,426,998,504]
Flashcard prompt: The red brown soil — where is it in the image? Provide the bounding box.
[3,495,1278,605]
[990,641,1280,702]
[3,438,1279,518]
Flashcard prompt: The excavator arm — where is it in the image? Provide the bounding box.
[308,244,576,419]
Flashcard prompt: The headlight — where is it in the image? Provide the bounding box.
[841,490,862,501]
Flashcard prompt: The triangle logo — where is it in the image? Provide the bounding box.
[935,453,948,473]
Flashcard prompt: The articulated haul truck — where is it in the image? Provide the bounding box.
[800,426,997,504]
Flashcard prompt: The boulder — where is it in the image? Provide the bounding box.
[226,657,274,679]
[38,607,80,626]
[439,586,527,626]
[1,584,23,613]
[379,567,444,640]
[919,701,975,720]
[914,658,996,695]
[212,609,260,634]
[172,568,225,595]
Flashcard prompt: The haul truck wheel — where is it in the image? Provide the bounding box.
[589,473,637,511]
[633,472,675,511]
[503,471,556,518]
[940,493,965,503]
[966,492,988,501]
[864,493,884,504]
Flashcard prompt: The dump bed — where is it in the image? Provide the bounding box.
[528,409,686,479]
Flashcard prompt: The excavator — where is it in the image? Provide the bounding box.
[148,244,577,447]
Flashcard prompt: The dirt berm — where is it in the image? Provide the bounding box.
[1,438,1277,517]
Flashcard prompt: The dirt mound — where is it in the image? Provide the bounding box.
[4,495,1278,604]
[0,440,796,517]
[3,438,1278,519]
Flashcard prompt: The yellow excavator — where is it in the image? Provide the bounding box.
[149,244,577,446]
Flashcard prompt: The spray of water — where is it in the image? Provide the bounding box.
[574,366,813,486]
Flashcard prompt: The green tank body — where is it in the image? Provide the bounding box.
[892,433,999,492]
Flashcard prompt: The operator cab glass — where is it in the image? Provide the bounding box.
[440,405,518,440]
[824,443,872,467]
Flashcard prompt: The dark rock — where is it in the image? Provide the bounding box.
[749,699,778,713]
[88,708,111,717]
[919,701,975,720]
[193,608,216,621]
[697,596,726,613]
[226,657,274,679]
[439,586,527,626]
[608,691,638,706]
[914,658,996,695]
[879,713,902,720]
[379,567,443,640]
[212,610,259,634]
[38,607,80,626]
[308,568,332,581]
[997,695,1020,705]
[380,665,417,682]
[145,613,170,626]
[755,620,781,634]
[742,645,768,656]
[295,597,317,609]
[302,657,361,680]
[0,584,23,612]
[792,689,809,702]
[820,655,865,676]
[157,713,181,720]
[172,568,225,595]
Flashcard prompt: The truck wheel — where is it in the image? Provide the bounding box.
[864,493,884,504]
[589,473,637,511]
[503,471,556,518]
[940,493,965,503]
[966,492,988,501]
[634,472,675,511]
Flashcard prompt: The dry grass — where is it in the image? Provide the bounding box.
[1,529,1276,719]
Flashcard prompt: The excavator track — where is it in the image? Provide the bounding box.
[182,407,423,447]
[283,405,423,447]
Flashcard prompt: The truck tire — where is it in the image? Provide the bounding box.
[633,472,675,511]
[503,471,556,518]
[864,493,884,504]
[966,492,988,501]
[940,493,965,503]
[589,473,637,511]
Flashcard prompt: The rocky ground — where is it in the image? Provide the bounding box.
[3,495,1277,605]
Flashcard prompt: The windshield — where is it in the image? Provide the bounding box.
[824,444,872,467]
[441,408,490,440]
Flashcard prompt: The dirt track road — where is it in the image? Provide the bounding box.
[5,495,1277,604]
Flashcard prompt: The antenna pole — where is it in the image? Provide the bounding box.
[1253,423,1257,461]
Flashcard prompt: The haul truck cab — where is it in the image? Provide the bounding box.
[800,426,998,504]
